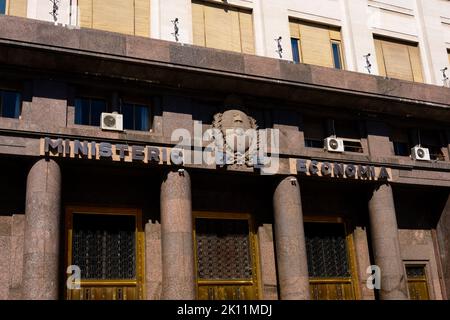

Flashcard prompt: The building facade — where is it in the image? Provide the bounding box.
[0,0,449,300]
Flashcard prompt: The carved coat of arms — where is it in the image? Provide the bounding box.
[212,109,259,167]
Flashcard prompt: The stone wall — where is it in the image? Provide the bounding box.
[0,215,25,300]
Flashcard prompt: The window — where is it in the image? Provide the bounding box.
[289,19,344,69]
[420,130,446,161]
[333,119,363,153]
[0,90,21,119]
[120,102,150,131]
[74,98,106,126]
[406,265,430,300]
[78,0,150,37]
[374,37,424,82]
[332,42,343,69]
[391,127,411,157]
[192,0,255,54]
[0,0,6,14]
[291,38,301,63]
[303,116,326,149]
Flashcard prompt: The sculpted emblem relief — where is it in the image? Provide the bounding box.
[212,108,259,167]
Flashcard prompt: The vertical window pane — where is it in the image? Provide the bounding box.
[135,104,149,131]
[291,38,300,63]
[0,0,6,14]
[90,100,106,126]
[1,91,21,119]
[393,141,409,156]
[74,99,90,125]
[332,42,342,69]
[122,103,134,130]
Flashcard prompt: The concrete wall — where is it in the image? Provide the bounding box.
[25,0,450,86]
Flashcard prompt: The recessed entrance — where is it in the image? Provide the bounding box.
[65,207,145,300]
[194,212,260,300]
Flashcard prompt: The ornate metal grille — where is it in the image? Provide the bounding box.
[72,214,136,280]
[196,218,252,280]
[406,266,426,278]
[305,222,350,278]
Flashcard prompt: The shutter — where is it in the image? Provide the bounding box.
[238,10,255,54]
[194,1,254,54]
[204,3,232,52]
[329,29,341,41]
[289,21,299,38]
[8,0,27,17]
[408,45,424,83]
[380,39,413,81]
[374,39,386,77]
[93,0,135,35]
[375,37,423,83]
[299,22,334,68]
[134,0,150,37]
[230,9,241,52]
[78,0,93,28]
[192,1,206,46]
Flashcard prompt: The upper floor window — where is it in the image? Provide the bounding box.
[333,119,363,153]
[0,0,6,14]
[0,90,21,119]
[78,0,150,37]
[390,127,410,157]
[303,116,326,149]
[74,97,107,127]
[192,0,255,54]
[120,102,150,132]
[374,37,424,83]
[420,130,446,161]
[390,127,446,160]
[290,20,344,70]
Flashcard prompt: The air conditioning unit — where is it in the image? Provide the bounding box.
[324,136,345,153]
[411,145,430,161]
[101,112,123,131]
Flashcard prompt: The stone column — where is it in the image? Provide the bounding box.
[160,170,195,300]
[22,159,61,300]
[368,183,408,300]
[273,176,310,300]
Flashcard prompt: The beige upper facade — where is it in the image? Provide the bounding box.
[3,0,450,86]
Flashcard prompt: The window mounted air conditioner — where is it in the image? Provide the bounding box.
[324,136,344,153]
[411,145,430,161]
[101,112,123,131]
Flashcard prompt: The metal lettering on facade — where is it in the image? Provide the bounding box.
[41,137,184,166]
[289,158,392,181]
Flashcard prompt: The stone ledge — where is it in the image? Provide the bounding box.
[0,15,449,110]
